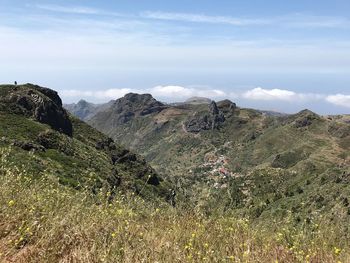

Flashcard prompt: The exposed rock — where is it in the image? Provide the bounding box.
[185,115,212,133]
[0,84,72,136]
[95,138,117,151]
[112,152,137,164]
[217,99,237,114]
[12,141,45,152]
[147,174,160,186]
[185,101,225,133]
[92,93,168,126]
[209,101,219,115]
[293,109,320,128]
[36,130,74,155]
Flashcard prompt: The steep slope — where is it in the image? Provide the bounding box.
[0,84,171,200]
[87,93,350,222]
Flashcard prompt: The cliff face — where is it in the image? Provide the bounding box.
[0,84,72,136]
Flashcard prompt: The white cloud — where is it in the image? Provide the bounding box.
[35,4,101,15]
[142,11,268,26]
[142,11,350,29]
[60,86,350,112]
[60,85,227,101]
[150,85,226,98]
[60,88,134,100]
[242,87,323,102]
[326,94,350,108]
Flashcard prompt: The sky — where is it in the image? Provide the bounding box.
[0,0,350,114]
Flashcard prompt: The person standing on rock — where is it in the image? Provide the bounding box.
[14,81,17,86]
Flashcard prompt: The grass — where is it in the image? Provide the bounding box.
[1,147,350,263]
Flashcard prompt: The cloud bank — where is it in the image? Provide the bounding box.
[326,94,350,108]
[60,86,349,109]
[242,87,324,102]
[61,86,228,101]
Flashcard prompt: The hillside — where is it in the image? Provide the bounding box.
[1,86,350,262]
[82,93,350,222]
[0,84,171,200]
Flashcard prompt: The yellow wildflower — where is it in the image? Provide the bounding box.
[334,247,341,256]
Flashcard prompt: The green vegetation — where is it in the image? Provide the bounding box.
[1,85,350,262]
[0,84,170,200]
[1,152,350,262]
[87,94,350,225]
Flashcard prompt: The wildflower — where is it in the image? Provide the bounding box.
[111,232,116,238]
[334,247,342,256]
[117,209,123,215]
[8,200,15,207]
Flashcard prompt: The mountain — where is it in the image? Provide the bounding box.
[2,87,350,262]
[0,84,171,200]
[86,92,350,221]
[64,99,114,121]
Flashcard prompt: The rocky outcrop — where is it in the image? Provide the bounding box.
[91,93,168,126]
[185,101,226,133]
[0,84,73,136]
[292,109,320,128]
[217,100,237,114]
[11,140,45,152]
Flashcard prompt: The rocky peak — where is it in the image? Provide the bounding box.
[292,109,320,128]
[77,99,90,107]
[185,100,226,133]
[110,93,167,124]
[0,84,73,136]
[209,101,219,115]
[217,100,237,113]
[117,93,164,109]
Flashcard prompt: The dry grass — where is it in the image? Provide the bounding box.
[0,147,349,263]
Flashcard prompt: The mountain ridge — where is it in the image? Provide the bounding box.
[0,84,171,201]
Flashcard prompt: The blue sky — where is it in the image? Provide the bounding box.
[0,0,350,114]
